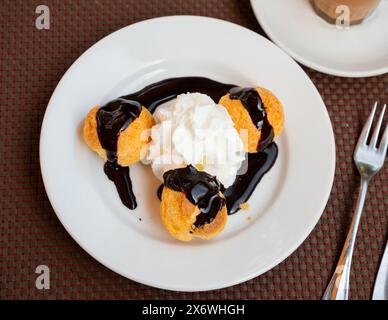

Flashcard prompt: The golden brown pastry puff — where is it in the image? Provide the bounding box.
[83,98,154,166]
[219,87,284,152]
[160,165,227,242]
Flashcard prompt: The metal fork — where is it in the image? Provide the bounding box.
[323,102,387,300]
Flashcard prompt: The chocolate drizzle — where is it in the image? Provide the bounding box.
[224,143,278,214]
[157,184,164,200]
[94,77,278,214]
[163,165,225,228]
[96,98,142,210]
[122,77,235,114]
[229,87,274,150]
[103,162,137,210]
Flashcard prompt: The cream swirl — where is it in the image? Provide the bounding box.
[145,93,245,187]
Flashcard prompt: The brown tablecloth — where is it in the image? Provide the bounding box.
[0,0,387,300]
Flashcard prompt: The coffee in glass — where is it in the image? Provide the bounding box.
[311,0,381,25]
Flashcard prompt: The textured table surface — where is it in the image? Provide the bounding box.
[0,0,387,299]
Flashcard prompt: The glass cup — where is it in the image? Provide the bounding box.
[311,0,381,25]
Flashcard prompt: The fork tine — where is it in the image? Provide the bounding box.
[357,102,377,146]
[378,124,388,156]
[370,104,386,148]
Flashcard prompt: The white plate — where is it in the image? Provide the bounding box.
[250,0,388,77]
[40,16,335,291]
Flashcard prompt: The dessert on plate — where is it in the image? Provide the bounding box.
[82,77,284,241]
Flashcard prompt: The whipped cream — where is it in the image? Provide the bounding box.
[145,92,245,187]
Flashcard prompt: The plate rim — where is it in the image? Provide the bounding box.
[40,15,336,292]
[250,0,388,78]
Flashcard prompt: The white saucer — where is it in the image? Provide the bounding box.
[250,0,388,77]
[40,16,335,291]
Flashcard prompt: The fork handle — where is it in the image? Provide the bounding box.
[322,178,369,300]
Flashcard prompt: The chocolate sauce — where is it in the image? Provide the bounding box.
[104,162,137,210]
[96,77,278,214]
[157,184,164,200]
[224,143,278,214]
[229,87,274,150]
[96,98,142,210]
[163,165,225,228]
[122,77,235,113]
